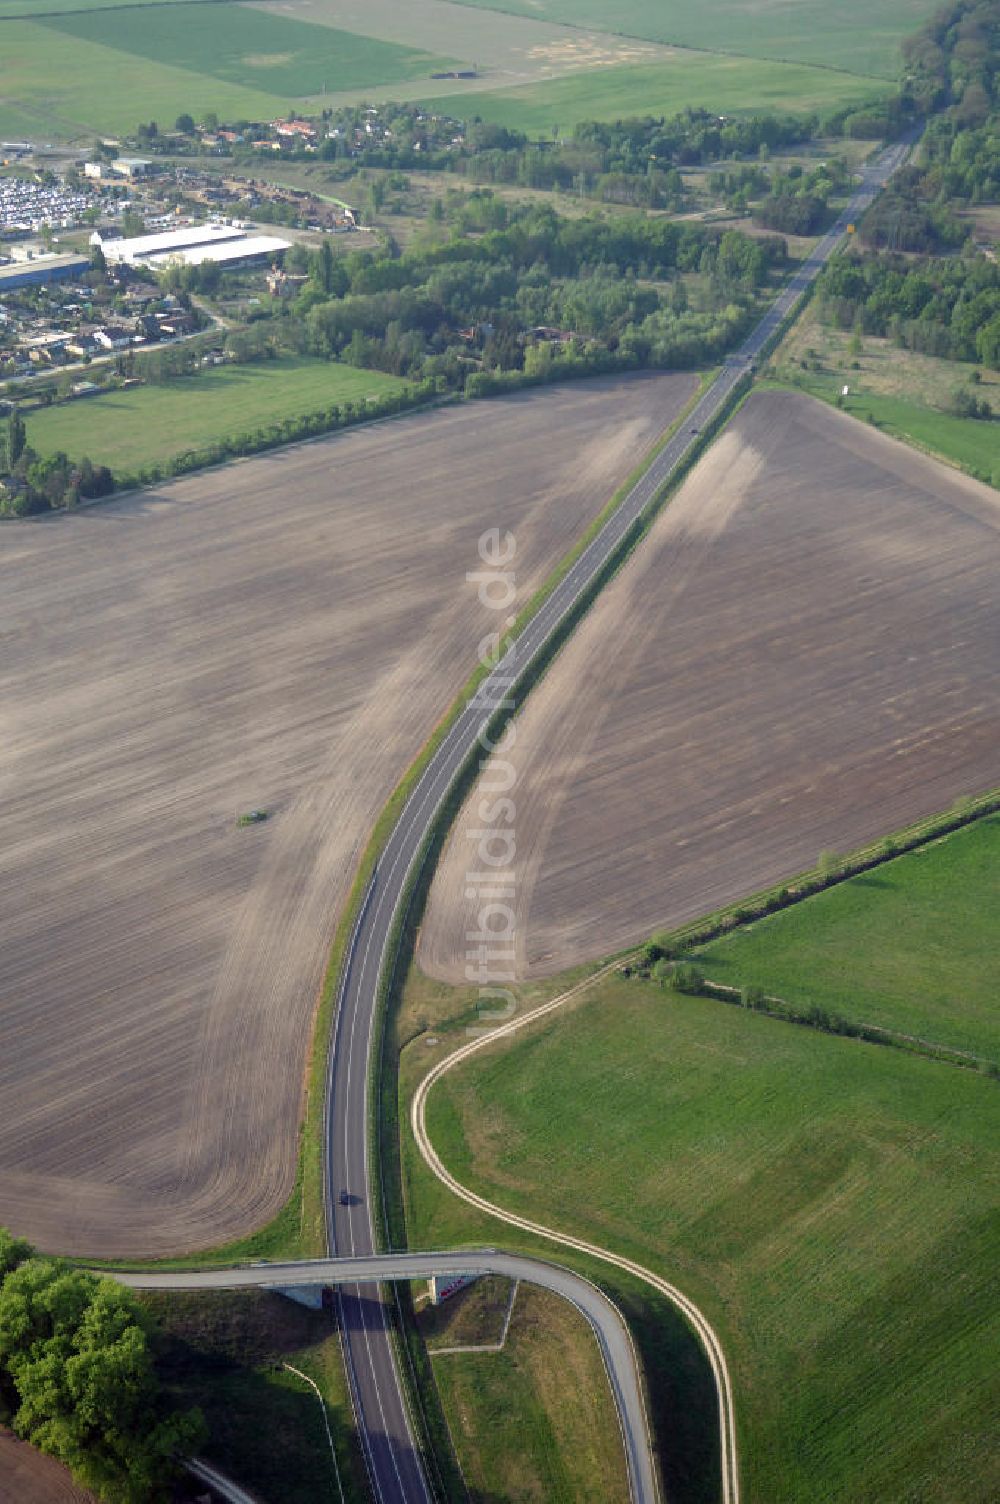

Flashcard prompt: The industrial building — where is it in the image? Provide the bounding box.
[85,157,153,180]
[96,223,290,270]
[140,234,291,270]
[0,252,90,290]
[97,223,244,263]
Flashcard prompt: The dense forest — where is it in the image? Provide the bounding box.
[817,0,1000,380]
[859,0,999,249]
[816,251,1000,366]
[281,202,782,376]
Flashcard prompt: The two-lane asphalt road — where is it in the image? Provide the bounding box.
[324,138,913,1504]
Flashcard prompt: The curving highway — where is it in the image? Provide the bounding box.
[317,138,914,1504]
[117,1251,657,1504]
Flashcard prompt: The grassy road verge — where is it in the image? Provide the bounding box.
[428,1281,631,1503]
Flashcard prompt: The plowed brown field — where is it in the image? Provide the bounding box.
[0,373,694,1256]
[0,1434,94,1504]
[419,390,1000,981]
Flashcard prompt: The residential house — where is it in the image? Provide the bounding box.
[93,324,135,350]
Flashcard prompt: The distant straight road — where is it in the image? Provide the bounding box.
[323,137,913,1504]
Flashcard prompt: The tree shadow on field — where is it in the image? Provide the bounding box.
[608,1280,722,1504]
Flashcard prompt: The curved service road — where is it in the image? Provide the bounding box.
[411,964,738,1500]
[322,138,913,1504]
[117,1252,656,1504]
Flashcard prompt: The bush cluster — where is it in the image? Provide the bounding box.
[0,1230,204,1501]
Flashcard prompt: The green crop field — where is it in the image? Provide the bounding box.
[421,56,881,139]
[689,816,1000,1061]
[419,977,1000,1504]
[0,18,283,140]
[0,0,189,15]
[0,2,453,140]
[448,0,935,76]
[40,3,452,98]
[26,358,407,473]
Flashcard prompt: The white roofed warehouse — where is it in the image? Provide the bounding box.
[97,224,290,270]
[142,234,291,270]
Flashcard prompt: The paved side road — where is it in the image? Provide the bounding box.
[117,1252,657,1504]
[185,1457,262,1504]
[321,137,914,1504]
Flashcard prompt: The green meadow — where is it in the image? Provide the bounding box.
[419,976,1000,1504]
[0,0,189,15]
[0,19,282,139]
[40,3,453,98]
[822,390,1000,484]
[0,2,452,140]
[772,377,1000,486]
[26,359,407,473]
[690,815,1000,1060]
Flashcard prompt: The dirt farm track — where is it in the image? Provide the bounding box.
[0,373,694,1256]
[419,390,1000,981]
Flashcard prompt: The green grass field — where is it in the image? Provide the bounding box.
[41,3,452,98]
[419,977,1000,1504]
[689,816,1000,1061]
[421,56,882,138]
[26,358,407,473]
[448,0,934,76]
[426,1282,630,1503]
[772,377,1000,486]
[834,391,1000,483]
